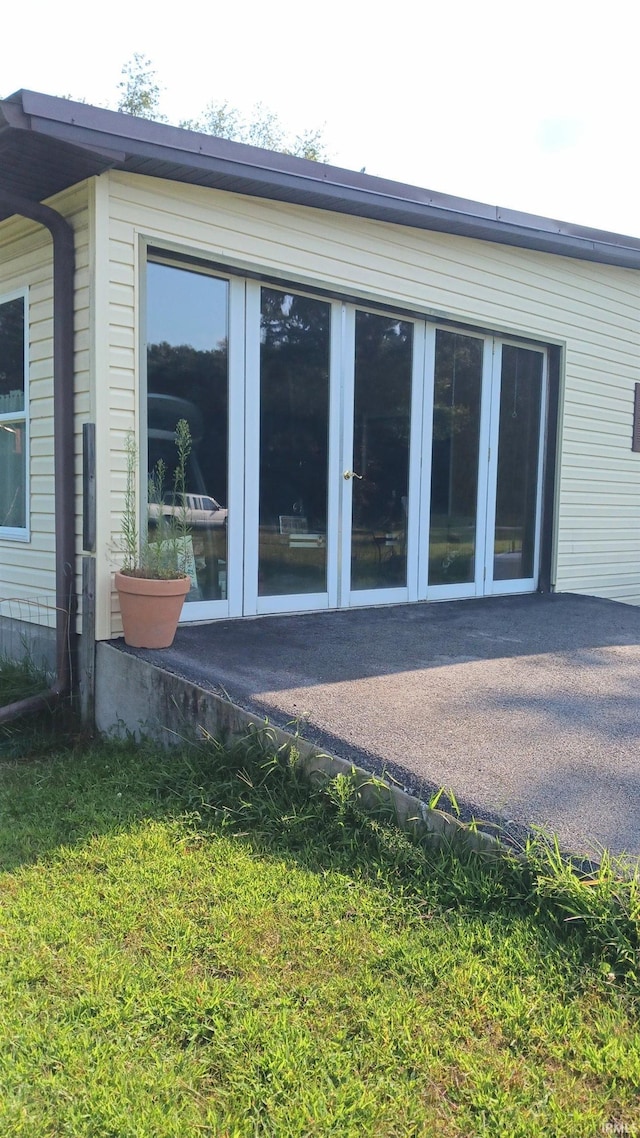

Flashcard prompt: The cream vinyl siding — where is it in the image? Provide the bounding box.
[100,170,640,635]
[0,185,90,630]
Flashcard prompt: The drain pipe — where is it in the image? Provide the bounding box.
[0,191,75,724]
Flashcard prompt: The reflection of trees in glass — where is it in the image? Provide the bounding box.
[428,331,483,585]
[147,340,228,504]
[431,331,483,521]
[495,347,543,577]
[353,312,412,531]
[496,346,542,525]
[0,298,24,400]
[259,290,330,531]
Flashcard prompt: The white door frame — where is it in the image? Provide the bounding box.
[142,262,245,626]
[242,283,343,617]
[421,331,547,603]
[340,308,426,610]
[483,339,548,596]
[423,327,493,603]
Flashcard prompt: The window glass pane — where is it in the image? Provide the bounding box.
[146,262,229,602]
[0,296,26,531]
[429,330,483,585]
[0,297,25,413]
[351,311,413,590]
[493,346,543,581]
[259,288,330,596]
[0,422,26,528]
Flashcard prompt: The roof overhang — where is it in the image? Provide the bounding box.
[2,88,640,270]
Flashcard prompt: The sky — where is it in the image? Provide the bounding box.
[3,0,640,237]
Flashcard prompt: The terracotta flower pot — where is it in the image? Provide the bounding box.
[115,571,190,649]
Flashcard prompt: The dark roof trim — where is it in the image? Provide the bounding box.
[2,89,640,270]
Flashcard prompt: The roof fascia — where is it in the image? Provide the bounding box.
[5,90,640,271]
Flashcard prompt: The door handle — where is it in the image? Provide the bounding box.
[343,470,363,480]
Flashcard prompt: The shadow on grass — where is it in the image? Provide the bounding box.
[2,716,640,997]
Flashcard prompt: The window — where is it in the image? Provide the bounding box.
[0,290,28,537]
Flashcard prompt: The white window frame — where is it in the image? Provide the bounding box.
[0,286,29,541]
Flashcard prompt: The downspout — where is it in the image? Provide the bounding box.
[0,191,75,724]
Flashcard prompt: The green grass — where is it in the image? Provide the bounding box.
[0,654,69,759]
[0,653,50,704]
[0,711,639,1136]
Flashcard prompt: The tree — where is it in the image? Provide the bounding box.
[117,55,328,161]
[117,54,165,121]
[181,101,328,161]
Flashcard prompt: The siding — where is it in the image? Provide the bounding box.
[101,170,640,635]
[0,184,91,633]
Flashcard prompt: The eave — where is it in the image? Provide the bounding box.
[1,88,640,270]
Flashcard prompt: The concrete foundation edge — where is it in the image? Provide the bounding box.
[95,642,506,858]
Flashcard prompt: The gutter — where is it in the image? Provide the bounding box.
[0,191,76,724]
[4,90,640,271]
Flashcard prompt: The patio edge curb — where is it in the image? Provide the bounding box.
[96,642,511,859]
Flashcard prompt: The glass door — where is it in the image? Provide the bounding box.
[146,258,548,622]
[341,309,421,607]
[245,296,425,615]
[145,260,245,621]
[425,328,492,599]
[244,284,341,615]
[425,332,546,599]
[484,342,546,594]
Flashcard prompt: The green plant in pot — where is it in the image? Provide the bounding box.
[115,419,193,649]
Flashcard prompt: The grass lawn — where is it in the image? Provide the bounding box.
[0,690,639,1135]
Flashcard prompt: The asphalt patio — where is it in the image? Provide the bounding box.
[119,592,640,860]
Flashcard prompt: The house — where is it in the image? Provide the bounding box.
[1,90,640,712]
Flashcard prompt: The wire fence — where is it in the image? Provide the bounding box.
[0,596,63,675]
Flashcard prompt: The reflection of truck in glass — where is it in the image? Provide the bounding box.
[148,492,227,530]
[148,393,227,531]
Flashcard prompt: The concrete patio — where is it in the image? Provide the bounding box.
[97,593,640,860]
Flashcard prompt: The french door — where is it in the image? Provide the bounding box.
[425,329,547,600]
[145,261,547,621]
[243,289,425,615]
